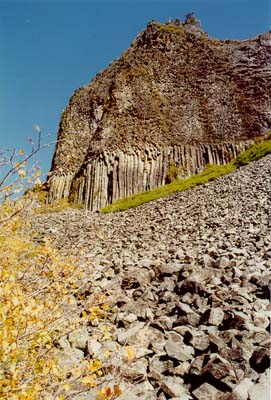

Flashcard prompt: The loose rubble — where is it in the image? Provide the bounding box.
[32,156,271,399]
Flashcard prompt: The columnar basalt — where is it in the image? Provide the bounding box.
[48,141,252,210]
[48,18,271,210]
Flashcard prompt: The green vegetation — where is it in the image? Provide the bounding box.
[154,22,185,37]
[24,182,48,203]
[234,138,271,167]
[166,160,179,183]
[102,138,271,213]
[125,65,148,79]
[102,163,235,213]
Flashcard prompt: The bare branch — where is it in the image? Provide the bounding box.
[0,139,55,191]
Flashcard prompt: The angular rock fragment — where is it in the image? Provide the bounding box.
[165,340,194,361]
[185,330,210,351]
[87,339,102,357]
[201,354,235,382]
[192,383,223,400]
[249,348,270,373]
[248,382,271,400]
[175,279,205,296]
[117,321,145,344]
[208,308,225,326]
[219,312,245,331]
[217,394,240,400]
[160,376,187,397]
[233,378,254,400]
[68,327,89,350]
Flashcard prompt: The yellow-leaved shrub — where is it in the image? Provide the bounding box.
[0,196,111,399]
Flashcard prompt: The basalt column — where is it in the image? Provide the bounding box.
[48,141,252,210]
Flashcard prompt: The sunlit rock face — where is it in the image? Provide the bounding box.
[48,18,271,210]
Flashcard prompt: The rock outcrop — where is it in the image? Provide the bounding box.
[33,155,271,399]
[48,17,271,210]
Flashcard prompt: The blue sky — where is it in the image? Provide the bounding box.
[0,0,270,176]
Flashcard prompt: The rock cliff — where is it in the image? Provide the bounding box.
[48,17,271,210]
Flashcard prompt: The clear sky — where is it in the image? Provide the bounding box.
[0,0,270,176]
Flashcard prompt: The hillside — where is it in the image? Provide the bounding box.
[32,155,271,399]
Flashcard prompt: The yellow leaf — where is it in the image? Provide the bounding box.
[51,364,60,374]
[103,350,111,359]
[104,387,111,396]
[125,346,136,362]
[18,169,26,178]
[10,342,17,350]
[19,149,25,155]
[12,297,19,306]
[82,376,95,386]
[62,383,71,391]
[34,383,42,391]
[114,385,122,396]
[97,387,111,399]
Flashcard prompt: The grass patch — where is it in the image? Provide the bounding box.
[102,138,271,214]
[234,139,271,167]
[154,22,185,37]
[101,163,235,213]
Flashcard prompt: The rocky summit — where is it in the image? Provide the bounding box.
[48,17,271,211]
[32,155,271,399]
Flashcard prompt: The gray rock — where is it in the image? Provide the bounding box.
[87,339,102,356]
[160,376,187,398]
[124,358,148,381]
[248,382,270,400]
[121,313,138,323]
[114,392,140,400]
[126,325,166,352]
[130,380,157,399]
[208,332,225,350]
[57,335,71,349]
[165,340,194,361]
[192,383,223,400]
[54,347,84,370]
[189,355,205,376]
[219,256,231,268]
[149,355,169,374]
[208,308,225,326]
[201,354,236,382]
[189,332,210,351]
[252,311,270,329]
[233,378,254,399]
[71,388,99,400]
[171,395,193,400]
[117,321,145,344]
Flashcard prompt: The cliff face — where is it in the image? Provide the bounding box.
[48,19,271,210]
